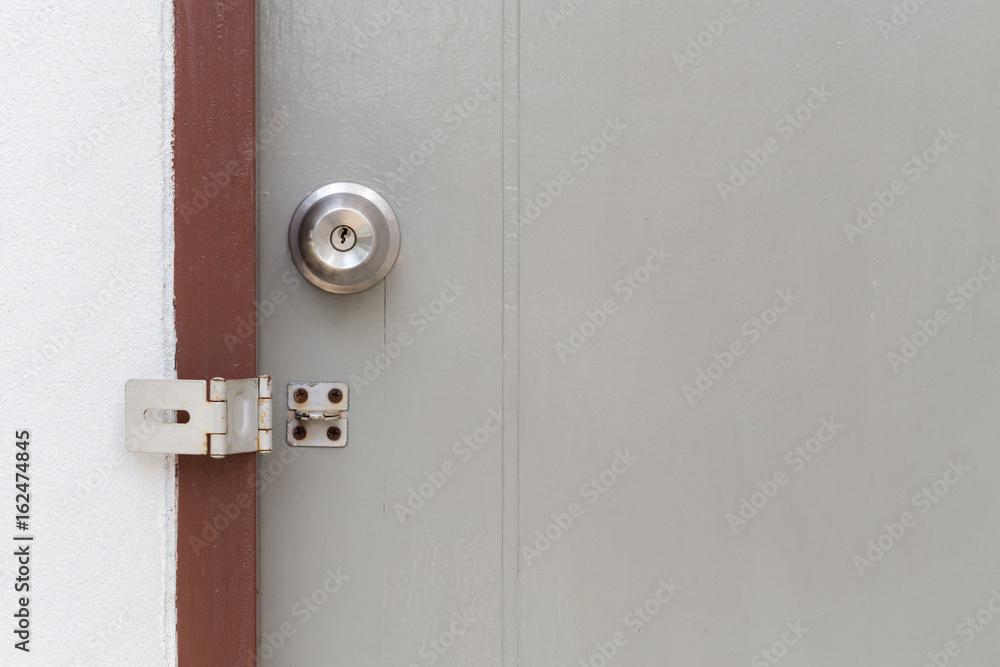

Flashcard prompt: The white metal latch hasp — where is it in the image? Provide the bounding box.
[125,376,273,458]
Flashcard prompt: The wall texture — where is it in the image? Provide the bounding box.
[0,1,176,665]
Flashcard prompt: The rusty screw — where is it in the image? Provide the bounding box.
[293,388,309,404]
[328,388,343,404]
[327,426,341,442]
[292,425,307,441]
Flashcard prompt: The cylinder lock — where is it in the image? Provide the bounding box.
[288,182,401,294]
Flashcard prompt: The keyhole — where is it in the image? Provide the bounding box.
[331,225,357,252]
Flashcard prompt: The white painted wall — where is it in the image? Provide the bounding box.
[0,1,176,665]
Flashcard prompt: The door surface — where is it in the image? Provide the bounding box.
[258,1,1000,664]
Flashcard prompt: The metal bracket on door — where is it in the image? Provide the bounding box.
[124,376,273,458]
[287,382,348,448]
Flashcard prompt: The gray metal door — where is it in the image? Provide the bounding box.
[258,1,1000,664]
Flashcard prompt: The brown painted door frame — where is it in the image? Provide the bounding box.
[174,1,258,664]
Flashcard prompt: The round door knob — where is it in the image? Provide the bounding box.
[288,182,401,294]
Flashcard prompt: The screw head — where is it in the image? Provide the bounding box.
[327,426,342,441]
[293,388,308,404]
[292,425,307,441]
[328,388,343,404]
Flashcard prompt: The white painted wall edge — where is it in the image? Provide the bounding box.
[0,1,177,665]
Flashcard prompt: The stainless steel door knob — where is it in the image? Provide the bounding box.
[288,182,401,294]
